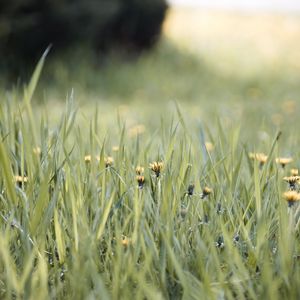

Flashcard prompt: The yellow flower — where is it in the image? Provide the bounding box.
[283,191,300,206]
[85,155,113,167]
[283,176,300,190]
[135,166,144,175]
[84,155,101,162]
[104,156,114,168]
[121,236,131,247]
[249,152,268,165]
[14,175,28,183]
[149,161,164,177]
[283,176,300,183]
[290,169,299,176]
[112,146,119,152]
[84,155,92,162]
[276,157,293,168]
[84,154,100,163]
[201,186,212,199]
[136,175,145,188]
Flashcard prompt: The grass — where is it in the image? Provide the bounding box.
[1,7,300,300]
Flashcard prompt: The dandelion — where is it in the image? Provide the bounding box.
[149,161,163,177]
[290,169,299,176]
[135,166,144,175]
[136,175,145,189]
[276,157,293,168]
[14,175,28,183]
[201,186,212,199]
[283,191,300,207]
[14,176,28,188]
[121,236,131,247]
[85,155,113,167]
[249,152,268,165]
[84,155,101,163]
[104,156,114,168]
[112,146,119,152]
[283,176,300,190]
[187,184,195,196]
[84,155,92,162]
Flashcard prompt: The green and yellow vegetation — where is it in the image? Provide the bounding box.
[1,8,300,300]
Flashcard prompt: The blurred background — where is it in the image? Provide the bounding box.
[171,0,300,12]
[1,0,300,132]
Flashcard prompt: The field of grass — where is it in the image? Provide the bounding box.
[1,8,300,299]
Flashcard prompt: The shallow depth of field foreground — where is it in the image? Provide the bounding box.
[1,7,300,300]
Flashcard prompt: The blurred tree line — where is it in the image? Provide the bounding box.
[0,0,168,67]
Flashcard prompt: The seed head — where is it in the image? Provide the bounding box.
[233,234,240,244]
[149,161,163,177]
[216,236,225,249]
[187,184,195,196]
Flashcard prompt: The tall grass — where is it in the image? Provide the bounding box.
[1,58,300,299]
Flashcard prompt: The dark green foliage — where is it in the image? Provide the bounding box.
[0,0,168,64]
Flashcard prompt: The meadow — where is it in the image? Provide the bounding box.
[1,8,300,299]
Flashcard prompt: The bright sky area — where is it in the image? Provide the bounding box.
[169,0,300,12]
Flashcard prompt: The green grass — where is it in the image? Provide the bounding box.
[1,61,300,300]
[1,10,300,298]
